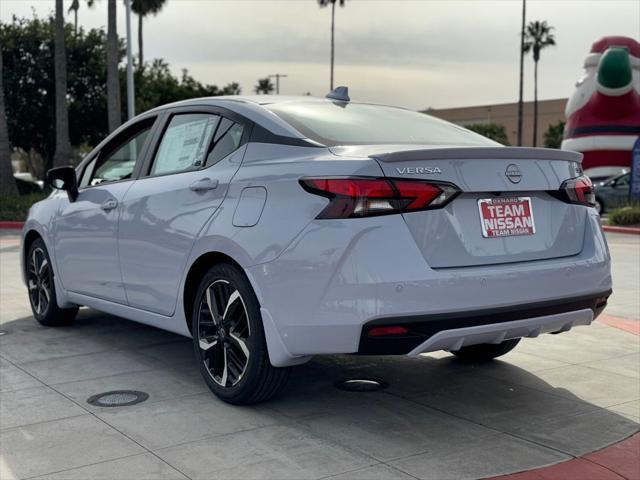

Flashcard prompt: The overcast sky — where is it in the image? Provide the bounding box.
[2,0,639,109]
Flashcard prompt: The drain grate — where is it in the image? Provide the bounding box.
[335,378,388,392]
[87,390,149,407]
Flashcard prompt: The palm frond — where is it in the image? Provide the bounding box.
[523,19,556,59]
[68,0,79,14]
[317,0,346,7]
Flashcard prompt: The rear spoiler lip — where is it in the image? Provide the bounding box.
[370,147,583,164]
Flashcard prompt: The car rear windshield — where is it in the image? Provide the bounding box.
[265,101,500,147]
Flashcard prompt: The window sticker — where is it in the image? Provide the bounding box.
[154,115,218,174]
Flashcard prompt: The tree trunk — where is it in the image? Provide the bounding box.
[107,0,121,133]
[138,13,143,69]
[517,0,526,146]
[74,9,78,36]
[330,1,335,91]
[0,49,18,196]
[53,0,71,168]
[533,59,538,147]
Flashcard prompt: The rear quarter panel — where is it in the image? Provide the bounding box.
[186,143,384,270]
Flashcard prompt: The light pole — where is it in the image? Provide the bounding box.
[517,0,526,146]
[268,74,288,95]
[124,0,135,120]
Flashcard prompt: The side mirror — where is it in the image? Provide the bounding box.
[47,166,78,202]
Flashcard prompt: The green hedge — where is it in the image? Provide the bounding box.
[0,192,50,221]
[608,205,640,227]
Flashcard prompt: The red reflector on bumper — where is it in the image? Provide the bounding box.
[368,326,409,337]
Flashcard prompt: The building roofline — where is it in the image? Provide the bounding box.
[424,97,568,113]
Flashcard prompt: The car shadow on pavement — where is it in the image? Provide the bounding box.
[1,308,638,480]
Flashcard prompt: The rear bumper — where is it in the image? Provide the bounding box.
[358,291,610,355]
[248,209,612,365]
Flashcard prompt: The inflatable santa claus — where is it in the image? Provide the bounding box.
[562,36,640,171]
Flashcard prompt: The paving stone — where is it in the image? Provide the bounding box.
[156,424,374,480]
[608,400,640,422]
[0,385,85,430]
[33,453,189,479]
[321,464,415,479]
[510,408,640,456]
[410,375,600,433]
[0,364,42,392]
[389,433,569,480]
[54,366,207,412]
[0,415,143,479]
[583,353,640,379]
[20,349,163,384]
[505,364,640,408]
[517,323,638,363]
[0,327,114,364]
[298,394,497,461]
[0,355,14,367]
[96,393,283,449]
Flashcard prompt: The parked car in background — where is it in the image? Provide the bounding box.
[594,172,632,214]
[584,166,629,184]
[21,92,612,404]
[13,173,44,195]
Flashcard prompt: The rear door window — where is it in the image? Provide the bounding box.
[206,120,244,167]
[151,114,220,175]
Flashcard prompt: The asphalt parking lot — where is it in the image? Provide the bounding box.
[0,230,638,480]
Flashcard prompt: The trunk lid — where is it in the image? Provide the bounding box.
[332,145,586,268]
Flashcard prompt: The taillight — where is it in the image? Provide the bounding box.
[299,177,460,219]
[556,175,596,207]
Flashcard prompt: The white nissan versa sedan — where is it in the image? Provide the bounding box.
[22,89,612,404]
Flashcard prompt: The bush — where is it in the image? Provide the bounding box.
[608,205,640,226]
[0,192,50,221]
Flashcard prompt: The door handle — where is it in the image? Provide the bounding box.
[101,199,118,211]
[189,178,219,192]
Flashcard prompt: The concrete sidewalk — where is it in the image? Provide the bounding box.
[1,231,638,480]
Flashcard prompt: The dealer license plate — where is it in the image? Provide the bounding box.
[478,197,536,238]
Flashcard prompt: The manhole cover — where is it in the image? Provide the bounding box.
[87,390,149,407]
[335,378,388,392]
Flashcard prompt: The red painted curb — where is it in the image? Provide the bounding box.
[0,221,24,230]
[603,225,640,235]
[598,314,640,336]
[488,433,640,480]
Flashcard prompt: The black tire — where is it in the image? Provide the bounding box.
[192,262,290,404]
[595,197,604,215]
[26,238,79,326]
[452,338,521,361]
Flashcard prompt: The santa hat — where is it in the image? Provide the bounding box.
[585,36,640,96]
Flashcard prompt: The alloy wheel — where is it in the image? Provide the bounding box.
[28,247,51,316]
[197,280,251,387]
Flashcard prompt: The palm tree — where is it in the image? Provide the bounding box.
[317,0,345,91]
[68,0,95,36]
[523,20,555,147]
[0,46,17,196]
[106,0,121,132]
[53,0,71,167]
[131,0,166,69]
[254,78,275,95]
